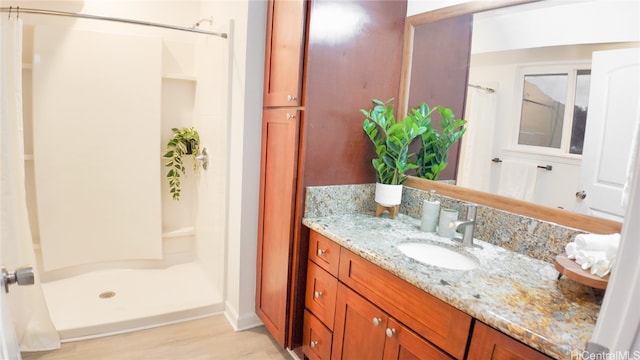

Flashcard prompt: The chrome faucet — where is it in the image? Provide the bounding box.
[450,203,480,248]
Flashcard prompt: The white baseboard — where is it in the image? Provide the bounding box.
[223,301,263,331]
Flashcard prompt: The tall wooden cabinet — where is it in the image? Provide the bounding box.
[256,0,408,350]
[255,0,306,347]
[256,108,301,346]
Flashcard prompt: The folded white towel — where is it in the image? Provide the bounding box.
[575,233,620,252]
[605,242,619,262]
[575,249,606,269]
[591,258,615,278]
[565,242,578,259]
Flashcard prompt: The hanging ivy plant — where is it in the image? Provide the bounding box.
[163,127,200,200]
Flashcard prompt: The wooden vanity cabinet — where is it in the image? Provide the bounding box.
[338,249,472,359]
[332,283,453,360]
[303,231,468,359]
[303,230,558,360]
[467,322,553,360]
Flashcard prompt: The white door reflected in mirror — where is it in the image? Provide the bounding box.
[575,48,640,222]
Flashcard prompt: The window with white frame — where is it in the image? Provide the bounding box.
[516,65,591,155]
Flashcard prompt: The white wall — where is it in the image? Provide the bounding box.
[406,0,469,16]
[471,0,640,54]
[202,0,266,331]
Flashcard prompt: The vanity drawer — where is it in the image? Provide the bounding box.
[338,248,472,359]
[309,231,340,276]
[303,310,333,360]
[306,261,338,329]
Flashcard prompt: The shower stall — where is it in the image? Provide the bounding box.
[1,2,231,344]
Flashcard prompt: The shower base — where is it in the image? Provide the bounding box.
[41,261,223,341]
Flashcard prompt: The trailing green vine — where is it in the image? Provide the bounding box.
[163,127,200,200]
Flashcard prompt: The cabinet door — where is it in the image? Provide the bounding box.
[467,322,553,360]
[263,0,306,107]
[383,318,453,360]
[332,284,387,360]
[255,108,300,347]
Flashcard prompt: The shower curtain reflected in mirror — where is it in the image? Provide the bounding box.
[457,85,497,192]
[0,16,60,351]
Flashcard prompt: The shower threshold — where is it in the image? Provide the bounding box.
[41,261,223,341]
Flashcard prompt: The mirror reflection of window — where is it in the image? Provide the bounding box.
[517,68,591,154]
[518,74,567,149]
[569,70,591,154]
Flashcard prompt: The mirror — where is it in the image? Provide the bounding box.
[400,0,639,223]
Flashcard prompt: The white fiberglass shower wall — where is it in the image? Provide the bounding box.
[10,0,229,339]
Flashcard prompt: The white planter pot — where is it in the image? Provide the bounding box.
[374,183,403,207]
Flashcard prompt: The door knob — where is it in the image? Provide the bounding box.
[576,190,587,200]
[2,266,34,293]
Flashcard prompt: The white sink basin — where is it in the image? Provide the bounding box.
[397,242,479,271]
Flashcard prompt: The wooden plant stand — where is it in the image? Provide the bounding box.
[375,204,400,219]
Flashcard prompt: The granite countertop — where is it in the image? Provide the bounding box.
[303,212,601,360]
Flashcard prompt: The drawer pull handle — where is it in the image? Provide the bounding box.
[317,248,326,256]
[386,328,396,337]
[310,340,318,348]
[287,94,297,102]
[372,317,382,327]
[314,291,323,299]
[286,113,296,120]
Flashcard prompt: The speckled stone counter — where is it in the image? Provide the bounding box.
[302,185,602,360]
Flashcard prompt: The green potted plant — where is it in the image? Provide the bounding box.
[362,99,427,207]
[411,103,466,180]
[163,127,200,200]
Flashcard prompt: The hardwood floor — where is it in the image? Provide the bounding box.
[21,315,292,360]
